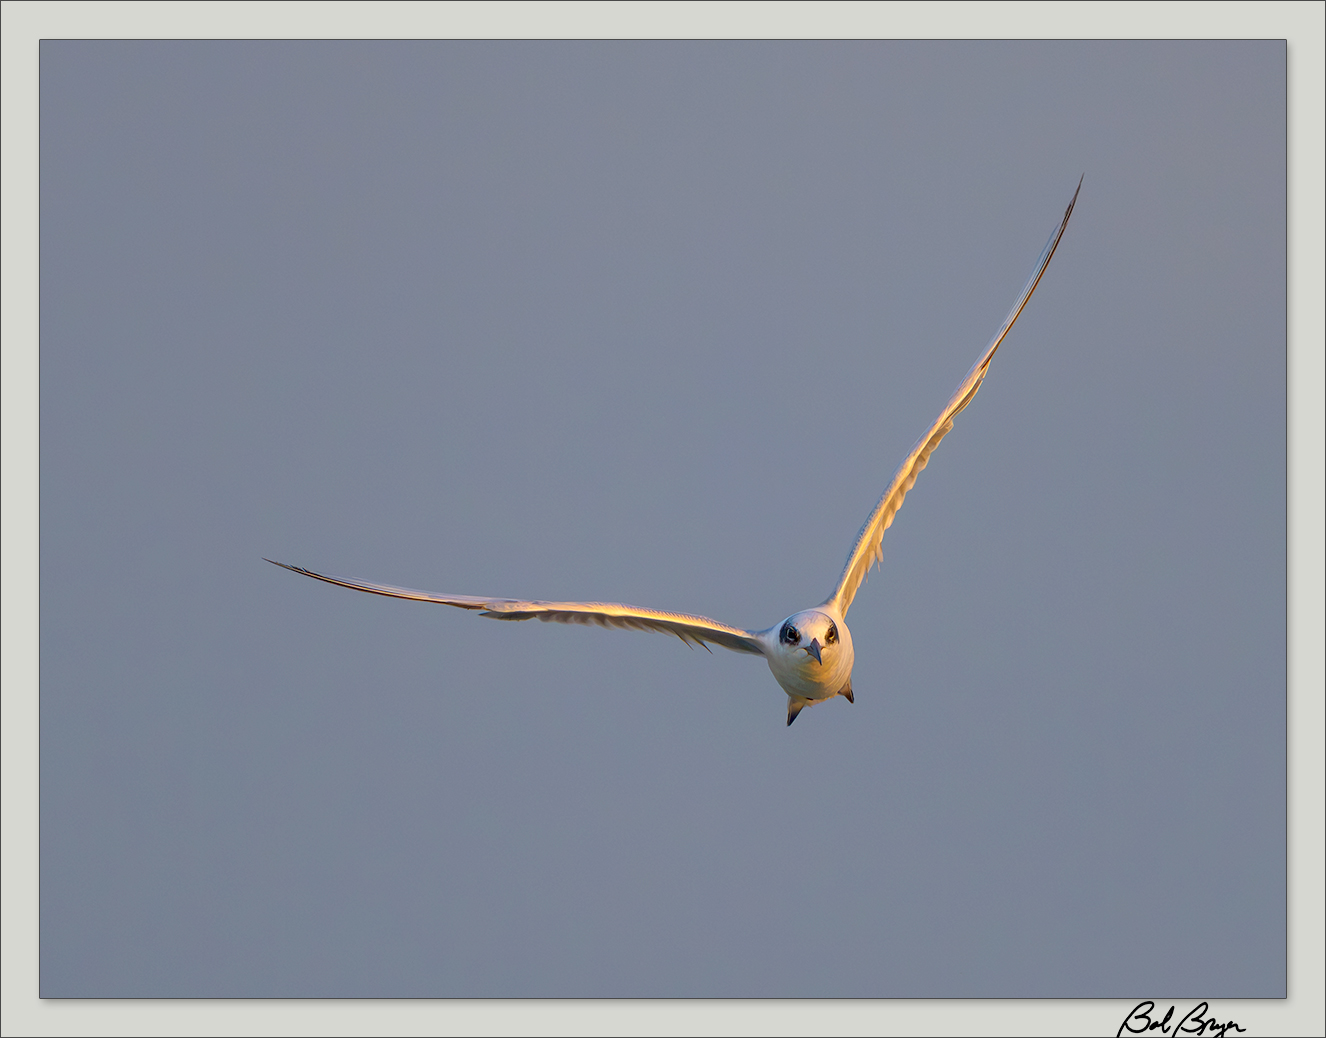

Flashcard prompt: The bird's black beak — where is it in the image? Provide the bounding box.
[806,638,822,664]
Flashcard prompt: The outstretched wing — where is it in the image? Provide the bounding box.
[827,179,1081,616]
[265,559,768,656]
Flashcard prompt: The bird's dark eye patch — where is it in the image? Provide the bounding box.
[825,623,838,645]
[780,623,800,645]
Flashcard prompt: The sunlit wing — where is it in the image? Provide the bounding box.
[827,178,1081,616]
[265,559,768,656]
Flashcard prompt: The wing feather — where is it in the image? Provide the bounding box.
[265,559,768,656]
[827,179,1081,615]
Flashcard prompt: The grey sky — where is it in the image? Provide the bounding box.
[37,41,1285,997]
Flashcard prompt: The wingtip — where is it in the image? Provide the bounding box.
[265,558,312,578]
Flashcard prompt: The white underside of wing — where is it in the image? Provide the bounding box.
[265,559,769,656]
[827,179,1081,616]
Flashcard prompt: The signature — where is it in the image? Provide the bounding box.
[1117,1001,1246,1038]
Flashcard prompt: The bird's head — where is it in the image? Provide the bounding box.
[775,610,844,668]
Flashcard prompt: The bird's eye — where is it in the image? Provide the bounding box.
[825,624,838,645]
[780,623,800,645]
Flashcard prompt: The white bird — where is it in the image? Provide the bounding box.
[269,180,1081,726]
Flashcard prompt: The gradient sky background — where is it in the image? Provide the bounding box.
[39,41,1285,997]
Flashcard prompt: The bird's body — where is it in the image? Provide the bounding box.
[269,181,1081,725]
[763,608,856,725]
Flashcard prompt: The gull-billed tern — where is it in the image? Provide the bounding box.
[269,180,1081,726]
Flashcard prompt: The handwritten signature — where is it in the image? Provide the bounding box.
[1117,1001,1246,1038]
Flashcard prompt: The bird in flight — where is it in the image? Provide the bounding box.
[269,180,1080,726]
